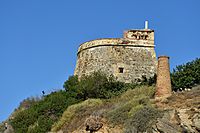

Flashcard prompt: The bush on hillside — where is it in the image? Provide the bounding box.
[105,86,155,126]
[124,106,162,133]
[10,90,79,133]
[106,96,150,126]
[63,75,79,98]
[10,108,38,133]
[19,96,40,110]
[0,123,5,132]
[171,58,200,91]
[63,71,126,100]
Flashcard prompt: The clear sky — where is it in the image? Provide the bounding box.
[0,0,200,122]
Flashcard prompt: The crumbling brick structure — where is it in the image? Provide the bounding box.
[155,56,172,99]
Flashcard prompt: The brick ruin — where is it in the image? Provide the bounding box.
[155,56,172,99]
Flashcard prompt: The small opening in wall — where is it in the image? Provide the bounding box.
[119,67,124,73]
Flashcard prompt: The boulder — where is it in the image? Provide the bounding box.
[85,116,103,132]
[156,118,181,133]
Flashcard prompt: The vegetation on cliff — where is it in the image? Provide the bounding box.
[8,71,134,133]
[171,58,200,91]
[63,72,126,100]
[10,90,79,133]
[51,86,159,132]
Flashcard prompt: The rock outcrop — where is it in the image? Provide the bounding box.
[85,116,103,132]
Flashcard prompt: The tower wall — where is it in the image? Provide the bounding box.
[74,30,157,83]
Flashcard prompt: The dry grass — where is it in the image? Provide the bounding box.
[112,85,155,103]
[157,86,200,109]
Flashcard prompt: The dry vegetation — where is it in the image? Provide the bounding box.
[51,85,200,133]
[157,85,200,109]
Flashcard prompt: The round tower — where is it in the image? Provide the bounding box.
[74,23,157,83]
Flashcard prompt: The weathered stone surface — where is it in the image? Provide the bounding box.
[153,109,181,133]
[85,116,103,132]
[156,119,181,133]
[152,108,200,133]
[74,29,157,83]
[3,124,14,133]
[193,113,200,131]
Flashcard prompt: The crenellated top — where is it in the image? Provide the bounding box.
[77,29,155,55]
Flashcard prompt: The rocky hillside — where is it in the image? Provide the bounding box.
[49,86,200,133]
[1,87,200,133]
[154,86,200,133]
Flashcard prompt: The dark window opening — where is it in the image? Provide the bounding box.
[119,67,124,73]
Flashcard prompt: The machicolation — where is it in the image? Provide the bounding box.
[74,22,157,83]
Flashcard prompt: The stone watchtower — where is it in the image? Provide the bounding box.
[74,21,157,83]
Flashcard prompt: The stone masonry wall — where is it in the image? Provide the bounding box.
[74,30,157,83]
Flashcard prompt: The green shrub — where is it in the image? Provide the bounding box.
[0,123,5,132]
[19,96,40,110]
[10,90,79,133]
[106,102,132,125]
[27,115,54,133]
[106,95,151,125]
[63,71,126,100]
[124,106,162,132]
[63,75,79,98]
[105,86,155,128]
[171,58,200,91]
[10,109,37,133]
[140,74,157,86]
[116,86,155,103]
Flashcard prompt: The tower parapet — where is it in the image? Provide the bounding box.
[123,29,154,44]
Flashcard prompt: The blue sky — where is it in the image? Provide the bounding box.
[0,0,199,122]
